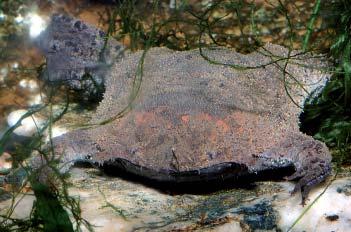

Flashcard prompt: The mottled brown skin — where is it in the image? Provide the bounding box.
[52,44,332,205]
[36,14,125,99]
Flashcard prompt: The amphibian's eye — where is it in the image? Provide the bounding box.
[86,154,92,160]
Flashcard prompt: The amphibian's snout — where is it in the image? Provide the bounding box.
[45,129,99,173]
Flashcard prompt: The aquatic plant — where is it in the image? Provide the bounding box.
[0,0,349,231]
[0,83,95,231]
[300,0,351,164]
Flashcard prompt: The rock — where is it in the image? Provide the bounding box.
[50,42,331,205]
[18,79,39,92]
[7,109,44,137]
[35,14,125,100]
[0,152,12,174]
[325,214,339,221]
[2,167,351,231]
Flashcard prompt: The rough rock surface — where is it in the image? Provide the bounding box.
[52,43,332,205]
[36,14,125,99]
[2,167,351,232]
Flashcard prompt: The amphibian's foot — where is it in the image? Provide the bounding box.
[255,133,332,206]
[284,136,332,206]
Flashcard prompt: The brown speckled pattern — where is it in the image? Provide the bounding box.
[53,44,331,205]
[36,14,125,96]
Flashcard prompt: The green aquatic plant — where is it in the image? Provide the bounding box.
[99,187,128,220]
[302,0,321,52]
[1,0,348,231]
[300,0,351,164]
[101,0,146,51]
[0,0,31,61]
[0,79,93,231]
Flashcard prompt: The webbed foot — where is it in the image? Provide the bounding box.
[255,133,332,206]
[285,136,332,206]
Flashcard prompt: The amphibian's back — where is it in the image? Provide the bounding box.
[75,45,328,173]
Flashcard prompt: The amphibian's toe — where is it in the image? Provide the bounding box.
[289,138,332,205]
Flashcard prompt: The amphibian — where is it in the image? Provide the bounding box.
[48,41,331,205]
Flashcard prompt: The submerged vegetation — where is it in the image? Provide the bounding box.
[0,0,350,231]
[301,0,351,164]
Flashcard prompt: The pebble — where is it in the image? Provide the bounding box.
[11,62,19,69]
[15,14,24,24]
[26,13,47,38]
[0,12,6,21]
[47,126,67,140]
[28,93,45,106]
[0,152,12,172]
[6,109,44,137]
[0,67,8,84]
[18,79,39,91]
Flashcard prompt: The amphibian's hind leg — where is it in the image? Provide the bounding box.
[284,134,332,205]
[255,133,332,205]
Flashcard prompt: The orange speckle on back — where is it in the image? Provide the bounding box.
[181,114,190,123]
[134,112,155,125]
[197,113,213,121]
[216,120,229,133]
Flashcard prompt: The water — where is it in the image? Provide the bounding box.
[1,1,349,231]
[0,0,321,135]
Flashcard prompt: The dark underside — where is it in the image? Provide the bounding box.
[84,158,296,194]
